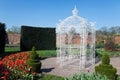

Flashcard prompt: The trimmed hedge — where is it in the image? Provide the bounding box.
[27,60,41,73]
[95,64,117,80]
[101,53,110,65]
[95,54,117,80]
[20,26,56,51]
[27,46,42,73]
[0,23,6,55]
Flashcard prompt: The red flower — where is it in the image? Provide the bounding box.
[30,66,33,69]
[26,70,30,73]
[3,71,9,75]
[1,76,6,80]
[0,52,30,77]
[32,72,37,75]
[15,60,19,66]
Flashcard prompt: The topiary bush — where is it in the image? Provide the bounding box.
[30,46,39,59]
[27,60,41,72]
[27,46,42,73]
[95,53,117,80]
[101,53,110,65]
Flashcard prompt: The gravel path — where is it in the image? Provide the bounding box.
[41,57,120,77]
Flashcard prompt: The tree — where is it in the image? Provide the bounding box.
[109,26,120,35]
[96,26,110,45]
[7,26,21,34]
[6,29,13,33]
[96,26,120,51]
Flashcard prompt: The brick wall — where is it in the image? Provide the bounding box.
[7,33,20,44]
[114,36,120,45]
[7,33,120,45]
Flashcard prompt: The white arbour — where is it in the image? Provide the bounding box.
[56,6,95,69]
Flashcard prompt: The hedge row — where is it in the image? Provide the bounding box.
[20,26,56,51]
[0,23,6,55]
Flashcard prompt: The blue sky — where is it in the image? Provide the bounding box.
[0,0,120,29]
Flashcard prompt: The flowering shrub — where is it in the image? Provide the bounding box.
[0,52,41,80]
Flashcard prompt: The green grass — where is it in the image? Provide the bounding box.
[5,47,57,58]
[106,51,120,56]
[118,75,120,80]
[5,47,120,58]
[96,48,120,57]
[37,50,56,58]
[1,47,21,57]
[39,74,64,80]
[5,47,20,52]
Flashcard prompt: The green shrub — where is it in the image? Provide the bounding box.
[27,60,41,72]
[102,53,110,65]
[95,49,102,57]
[27,46,42,73]
[27,59,38,63]
[96,43,104,48]
[30,46,39,59]
[65,73,109,80]
[115,44,120,50]
[95,54,117,80]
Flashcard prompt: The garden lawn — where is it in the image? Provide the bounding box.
[5,47,120,58]
[5,47,20,52]
[105,51,120,56]
[5,47,56,58]
[36,50,56,58]
[39,74,64,80]
[96,48,120,57]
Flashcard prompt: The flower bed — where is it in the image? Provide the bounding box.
[0,52,41,80]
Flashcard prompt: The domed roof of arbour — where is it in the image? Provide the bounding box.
[57,6,89,33]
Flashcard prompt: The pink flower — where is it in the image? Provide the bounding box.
[1,76,6,80]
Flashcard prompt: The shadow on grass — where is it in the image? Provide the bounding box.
[41,67,55,73]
